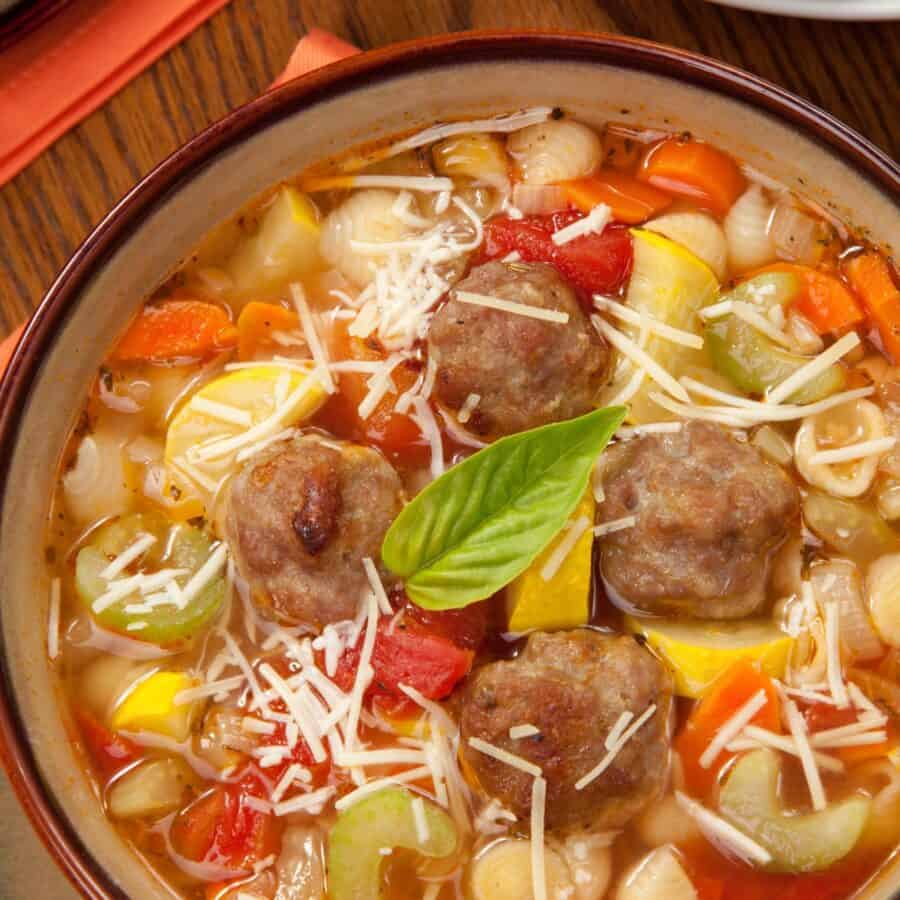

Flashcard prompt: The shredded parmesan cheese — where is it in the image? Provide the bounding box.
[824,599,850,707]
[699,689,768,769]
[575,704,656,790]
[305,175,454,192]
[593,317,690,402]
[457,392,481,424]
[551,204,611,245]
[540,516,591,581]
[190,397,253,427]
[531,776,548,900]
[344,588,380,752]
[593,296,704,349]
[99,533,156,580]
[808,436,896,466]
[48,578,61,661]
[335,766,434,811]
[783,698,827,810]
[675,791,772,865]
[604,711,634,750]
[727,725,844,773]
[411,795,430,843]
[273,785,336,817]
[593,516,636,537]
[363,557,393,616]
[765,332,860,404]
[456,290,570,324]
[509,724,541,740]
[341,108,553,172]
[291,284,335,393]
[467,737,542,777]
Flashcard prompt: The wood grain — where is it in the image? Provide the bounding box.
[0,0,897,336]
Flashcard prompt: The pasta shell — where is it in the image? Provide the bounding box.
[507,119,601,185]
[432,133,509,191]
[724,184,776,272]
[320,189,412,287]
[795,399,887,498]
[645,211,728,281]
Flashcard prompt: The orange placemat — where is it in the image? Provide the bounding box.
[0,27,359,372]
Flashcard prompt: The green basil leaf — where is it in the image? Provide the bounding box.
[382,406,626,610]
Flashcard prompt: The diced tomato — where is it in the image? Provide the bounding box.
[402,595,489,651]
[675,659,782,799]
[75,710,140,779]
[334,615,474,706]
[562,171,673,225]
[112,299,238,364]
[638,138,746,217]
[171,768,281,871]
[477,211,634,298]
[257,701,332,787]
[801,700,858,733]
[313,321,430,466]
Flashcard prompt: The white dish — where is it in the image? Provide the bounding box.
[708,0,900,19]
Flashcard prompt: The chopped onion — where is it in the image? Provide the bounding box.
[770,198,826,266]
[786,311,824,356]
[724,185,776,273]
[510,183,567,215]
[812,560,883,662]
[751,425,793,466]
[107,759,190,819]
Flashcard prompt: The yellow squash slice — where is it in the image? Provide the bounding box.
[164,364,326,514]
[600,229,718,424]
[506,491,594,632]
[626,616,794,698]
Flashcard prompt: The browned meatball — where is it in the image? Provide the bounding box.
[225,434,403,627]
[459,630,672,832]
[428,261,609,439]
[598,422,800,619]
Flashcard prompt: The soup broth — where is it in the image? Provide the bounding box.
[47,108,900,900]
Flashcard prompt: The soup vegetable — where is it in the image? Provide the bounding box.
[47,107,900,900]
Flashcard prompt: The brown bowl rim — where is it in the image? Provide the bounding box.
[0,30,897,900]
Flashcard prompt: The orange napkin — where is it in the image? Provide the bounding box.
[0,27,359,372]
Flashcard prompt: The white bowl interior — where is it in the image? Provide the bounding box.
[2,55,897,898]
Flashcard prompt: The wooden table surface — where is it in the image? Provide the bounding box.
[0,1,898,898]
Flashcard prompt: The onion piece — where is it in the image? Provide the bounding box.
[811,560,883,662]
[510,183,568,215]
[769,198,828,266]
[724,185,776,273]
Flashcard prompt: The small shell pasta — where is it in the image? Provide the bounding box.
[561,833,614,900]
[432,133,510,191]
[634,794,701,849]
[615,846,697,900]
[469,838,573,900]
[645,211,728,281]
[63,429,137,527]
[320,189,413,286]
[724,184,776,272]
[867,553,900,647]
[507,119,601,185]
[795,400,888,498]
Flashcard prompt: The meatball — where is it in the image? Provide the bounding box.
[460,630,672,832]
[225,434,404,627]
[428,261,609,438]
[598,422,800,619]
